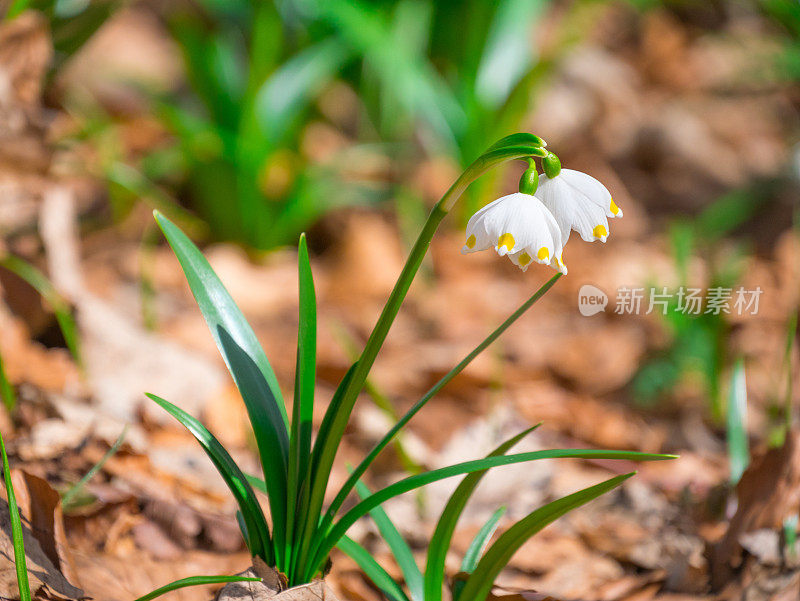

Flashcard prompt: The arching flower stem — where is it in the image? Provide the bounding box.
[296,135,548,580]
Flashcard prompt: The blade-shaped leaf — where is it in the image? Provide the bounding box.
[133,575,261,601]
[727,358,748,485]
[0,350,16,412]
[153,211,287,429]
[154,211,289,564]
[287,234,317,575]
[424,426,538,601]
[457,473,635,601]
[0,430,31,601]
[309,450,674,574]
[337,536,410,601]
[146,393,273,563]
[355,479,423,601]
[460,506,506,574]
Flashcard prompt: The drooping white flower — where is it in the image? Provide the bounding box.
[536,168,622,245]
[462,192,567,274]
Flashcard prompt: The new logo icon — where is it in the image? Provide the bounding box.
[578,284,608,316]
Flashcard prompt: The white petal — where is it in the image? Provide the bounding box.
[560,169,621,218]
[482,193,551,255]
[537,176,611,243]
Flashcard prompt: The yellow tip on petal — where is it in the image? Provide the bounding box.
[518,252,531,267]
[466,234,476,249]
[610,199,621,216]
[537,247,549,261]
[497,233,515,252]
[592,225,608,239]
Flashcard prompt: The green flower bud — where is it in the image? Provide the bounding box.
[518,159,539,195]
[543,152,561,179]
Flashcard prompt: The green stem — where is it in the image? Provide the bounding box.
[297,139,548,580]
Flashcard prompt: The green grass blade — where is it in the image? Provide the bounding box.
[0,254,81,366]
[457,473,635,601]
[337,536,410,601]
[460,506,505,574]
[154,211,289,565]
[133,575,261,601]
[287,234,317,578]
[0,430,31,601]
[354,479,423,601]
[62,425,128,509]
[727,358,749,485]
[425,426,537,601]
[324,274,560,534]
[311,450,674,575]
[0,349,16,412]
[146,393,273,563]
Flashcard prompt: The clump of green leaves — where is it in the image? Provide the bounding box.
[342,431,641,601]
[148,133,674,587]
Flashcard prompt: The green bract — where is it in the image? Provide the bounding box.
[148,133,674,590]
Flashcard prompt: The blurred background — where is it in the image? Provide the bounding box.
[0,0,798,599]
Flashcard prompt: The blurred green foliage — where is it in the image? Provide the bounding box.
[632,187,767,420]
[4,0,117,69]
[145,0,578,248]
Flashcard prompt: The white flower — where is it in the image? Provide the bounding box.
[536,168,622,244]
[462,192,567,273]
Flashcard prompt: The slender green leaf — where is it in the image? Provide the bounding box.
[146,393,273,563]
[337,536,410,601]
[457,473,635,601]
[287,234,317,578]
[0,430,31,601]
[0,255,81,366]
[425,427,537,601]
[0,349,16,412]
[355,479,423,601]
[461,506,506,574]
[62,425,128,509]
[323,274,560,535]
[133,575,261,601]
[154,211,289,566]
[309,450,674,574]
[727,358,749,485]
